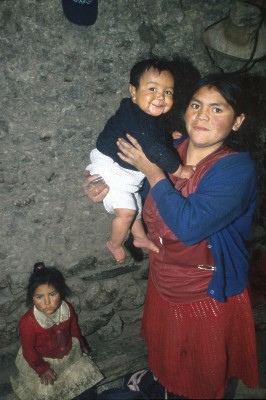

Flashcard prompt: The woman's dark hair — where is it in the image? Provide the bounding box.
[129,57,175,88]
[186,73,247,117]
[26,262,71,306]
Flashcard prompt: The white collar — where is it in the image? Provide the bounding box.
[34,300,70,328]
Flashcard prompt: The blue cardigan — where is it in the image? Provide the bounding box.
[150,152,257,302]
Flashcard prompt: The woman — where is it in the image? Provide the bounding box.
[84,73,259,399]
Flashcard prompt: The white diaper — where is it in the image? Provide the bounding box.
[103,187,142,214]
[86,149,145,214]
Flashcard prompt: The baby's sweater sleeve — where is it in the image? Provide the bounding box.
[141,128,182,174]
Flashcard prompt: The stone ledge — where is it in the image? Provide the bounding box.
[89,321,148,384]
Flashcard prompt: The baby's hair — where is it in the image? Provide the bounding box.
[26,262,71,306]
[129,57,175,89]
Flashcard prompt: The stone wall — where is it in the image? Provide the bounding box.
[1,0,266,387]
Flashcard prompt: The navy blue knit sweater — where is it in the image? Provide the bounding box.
[96,98,181,173]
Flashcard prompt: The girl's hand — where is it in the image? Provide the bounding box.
[117,134,165,187]
[40,368,57,385]
[83,171,109,202]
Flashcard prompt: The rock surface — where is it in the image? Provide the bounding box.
[0,0,266,398]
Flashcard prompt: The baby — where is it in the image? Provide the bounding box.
[86,58,194,262]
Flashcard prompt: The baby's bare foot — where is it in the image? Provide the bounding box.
[133,237,159,253]
[107,240,126,263]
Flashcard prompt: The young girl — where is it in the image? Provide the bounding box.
[10,262,103,400]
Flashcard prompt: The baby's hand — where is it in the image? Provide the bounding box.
[179,165,196,179]
[40,368,57,385]
[172,130,183,140]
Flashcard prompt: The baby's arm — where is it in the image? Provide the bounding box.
[171,132,195,178]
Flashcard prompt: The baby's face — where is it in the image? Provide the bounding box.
[129,67,174,116]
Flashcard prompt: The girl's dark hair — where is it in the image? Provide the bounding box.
[26,262,71,306]
[186,72,247,116]
[129,57,175,88]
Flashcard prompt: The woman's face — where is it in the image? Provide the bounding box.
[185,86,245,152]
[33,283,61,317]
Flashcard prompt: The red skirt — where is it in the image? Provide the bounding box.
[141,276,259,399]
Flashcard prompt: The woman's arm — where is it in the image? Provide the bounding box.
[116,135,256,245]
[151,154,257,245]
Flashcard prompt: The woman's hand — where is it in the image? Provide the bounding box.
[40,368,57,385]
[83,171,109,203]
[117,134,165,187]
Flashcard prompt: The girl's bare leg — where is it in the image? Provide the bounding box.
[131,219,159,253]
[107,208,136,262]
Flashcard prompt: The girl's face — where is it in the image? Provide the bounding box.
[185,86,245,153]
[33,284,61,317]
[129,67,174,116]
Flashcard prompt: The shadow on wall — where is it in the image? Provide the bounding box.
[249,249,266,308]
[231,74,266,153]
[161,54,201,135]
